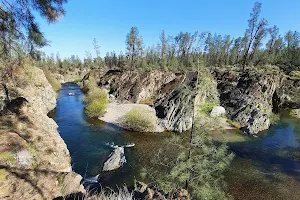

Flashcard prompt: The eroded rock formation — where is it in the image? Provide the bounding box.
[215,69,300,135]
[0,66,83,199]
[83,70,199,132]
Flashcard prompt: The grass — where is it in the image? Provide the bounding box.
[73,78,82,83]
[120,108,157,132]
[0,169,8,182]
[0,152,16,164]
[226,119,241,129]
[139,97,156,105]
[81,187,134,200]
[43,69,61,91]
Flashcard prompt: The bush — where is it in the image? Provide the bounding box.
[200,102,219,114]
[85,88,107,104]
[85,87,108,118]
[85,99,108,118]
[120,107,157,132]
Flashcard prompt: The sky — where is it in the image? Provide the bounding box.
[37,0,300,59]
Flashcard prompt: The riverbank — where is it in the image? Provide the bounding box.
[100,103,164,132]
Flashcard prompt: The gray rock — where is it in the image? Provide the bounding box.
[103,147,126,171]
[17,150,32,166]
[83,70,199,133]
[210,106,226,117]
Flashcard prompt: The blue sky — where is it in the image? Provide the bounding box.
[37,0,300,59]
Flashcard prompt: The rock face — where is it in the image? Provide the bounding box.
[215,70,281,134]
[52,68,90,83]
[0,66,83,199]
[103,147,126,171]
[210,106,226,117]
[215,69,300,135]
[83,70,199,132]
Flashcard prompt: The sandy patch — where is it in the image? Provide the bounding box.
[100,103,164,132]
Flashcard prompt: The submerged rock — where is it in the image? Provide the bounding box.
[103,147,126,171]
[210,106,226,117]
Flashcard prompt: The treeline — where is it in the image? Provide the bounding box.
[39,2,300,74]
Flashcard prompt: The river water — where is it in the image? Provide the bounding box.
[49,83,300,200]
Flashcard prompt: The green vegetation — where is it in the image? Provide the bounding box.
[43,69,61,91]
[0,152,16,164]
[120,108,157,132]
[85,87,108,118]
[227,119,242,129]
[85,100,108,118]
[200,102,219,114]
[270,113,281,124]
[143,120,234,199]
[36,2,300,75]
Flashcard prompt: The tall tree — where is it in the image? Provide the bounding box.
[242,2,268,68]
[0,0,67,58]
[126,27,143,69]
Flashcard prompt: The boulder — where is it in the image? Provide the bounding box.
[210,106,226,117]
[103,147,126,171]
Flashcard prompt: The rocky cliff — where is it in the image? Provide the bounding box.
[0,66,83,199]
[215,69,300,135]
[83,70,199,132]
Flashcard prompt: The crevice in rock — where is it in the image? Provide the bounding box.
[272,90,280,114]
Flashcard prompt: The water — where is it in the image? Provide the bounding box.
[49,83,300,199]
[48,82,172,188]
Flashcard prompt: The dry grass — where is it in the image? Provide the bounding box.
[43,69,61,91]
[82,187,134,200]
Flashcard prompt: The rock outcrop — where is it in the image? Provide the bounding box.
[83,70,199,132]
[215,69,300,135]
[0,66,83,199]
[52,68,90,83]
[102,147,126,171]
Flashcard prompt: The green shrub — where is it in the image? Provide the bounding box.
[270,113,280,124]
[290,109,297,116]
[120,108,157,132]
[200,102,219,114]
[85,87,108,118]
[85,100,108,118]
[85,88,107,104]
